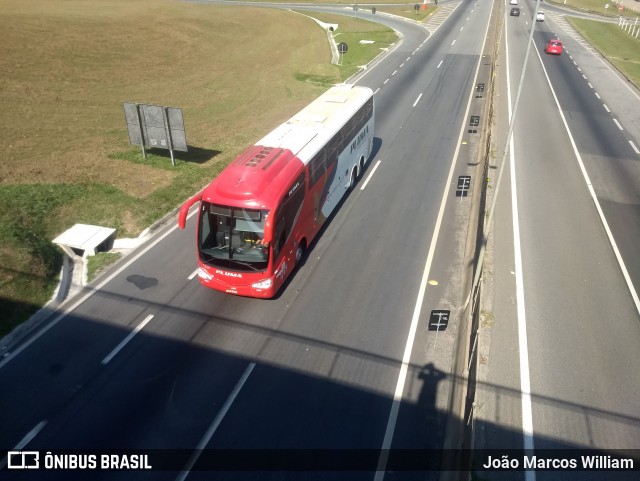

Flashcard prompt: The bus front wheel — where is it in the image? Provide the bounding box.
[295,240,307,265]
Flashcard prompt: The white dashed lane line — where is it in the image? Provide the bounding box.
[101,314,154,365]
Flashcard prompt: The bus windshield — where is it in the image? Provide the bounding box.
[198,202,270,272]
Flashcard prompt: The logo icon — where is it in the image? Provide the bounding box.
[7,451,39,469]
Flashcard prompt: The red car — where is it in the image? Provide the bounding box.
[545,39,563,55]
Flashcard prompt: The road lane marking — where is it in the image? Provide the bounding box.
[603,104,610,113]
[360,160,382,191]
[595,92,601,99]
[188,269,198,280]
[437,60,444,69]
[630,141,640,154]
[451,39,456,45]
[392,69,398,76]
[413,93,423,107]
[101,314,154,365]
[383,78,389,85]
[0,420,48,469]
[505,16,537,479]
[175,362,255,481]
[613,118,623,130]
[374,87,380,95]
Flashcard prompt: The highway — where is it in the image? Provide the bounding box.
[475,2,640,480]
[0,1,494,480]
[2,0,639,480]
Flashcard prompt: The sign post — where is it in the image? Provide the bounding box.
[123,103,187,166]
[337,42,348,66]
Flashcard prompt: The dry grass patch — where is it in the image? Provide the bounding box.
[0,0,396,333]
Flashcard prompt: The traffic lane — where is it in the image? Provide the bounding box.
[536,31,640,296]
[556,17,640,147]
[21,307,256,449]
[513,38,640,450]
[0,294,156,451]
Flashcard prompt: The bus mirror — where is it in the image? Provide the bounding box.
[178,193,202,229]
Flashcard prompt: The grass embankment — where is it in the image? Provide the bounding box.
[567,17,640,87]
[0,0,396,336]
[553,0,640,17]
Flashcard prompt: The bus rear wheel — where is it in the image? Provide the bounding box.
[349,166,358,190]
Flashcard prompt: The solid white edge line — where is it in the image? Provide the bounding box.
[101,314,154,365]
[0,420,48,468]
[413,93,423,107]
[175,362,255,481]
[505,10,537,477]
[0,208,198,370]
[374,3,494,477]
[361,160,382,191]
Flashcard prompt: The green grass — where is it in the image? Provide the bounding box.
[567,17,640,87]
[0,0,396,335]
[87,252,121,283]
[378,4,438,21]
[551,0,640,17]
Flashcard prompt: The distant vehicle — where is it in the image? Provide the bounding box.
[178,84,375,298]
[545,39,563,55]
[509,0,518,4]
[536,11,545,21]
[511,7,521,16]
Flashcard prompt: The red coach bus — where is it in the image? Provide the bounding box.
[178,84,374,298]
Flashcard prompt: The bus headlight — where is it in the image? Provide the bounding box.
[252,278,272,289]
[198,267,213,281]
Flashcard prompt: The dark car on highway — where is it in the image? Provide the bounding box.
[510,7,521,16]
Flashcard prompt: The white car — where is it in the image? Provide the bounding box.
[509,0,518,4]
[536,11,545,21]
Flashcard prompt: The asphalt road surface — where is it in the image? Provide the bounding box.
[475,3,640,481]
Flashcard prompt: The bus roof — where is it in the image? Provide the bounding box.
[258,84,373,164]
[201,84,373,210]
